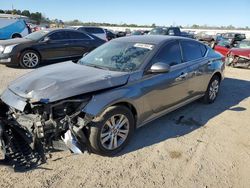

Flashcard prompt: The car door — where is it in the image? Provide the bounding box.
[142,40,190,114]
[180,40,210,97]
[39,31,71,60]
[67,31,94,57]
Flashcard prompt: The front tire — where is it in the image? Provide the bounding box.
[203,75,220,104]
[88,105,135,156]
[19,50,40,68]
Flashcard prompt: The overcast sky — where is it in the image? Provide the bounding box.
[1,0,250,27]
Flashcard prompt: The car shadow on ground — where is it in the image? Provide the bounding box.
[119,77,250,156]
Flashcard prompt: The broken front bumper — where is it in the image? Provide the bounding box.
[0,97,91,171]
[225,55,250,66]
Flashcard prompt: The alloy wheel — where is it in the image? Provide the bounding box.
[100,114,129,150]
[209,79,219,100]
[22,52,39,68]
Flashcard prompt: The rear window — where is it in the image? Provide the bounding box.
[81,27,105,34]
[181,41,203,61]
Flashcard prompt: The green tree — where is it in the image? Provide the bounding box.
[21,10,31,17]
[30,12,42,24]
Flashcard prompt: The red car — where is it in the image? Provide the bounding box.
[214,38,232,56]
[226,40,250,67]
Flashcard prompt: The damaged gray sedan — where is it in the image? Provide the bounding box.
[0,35,224,170]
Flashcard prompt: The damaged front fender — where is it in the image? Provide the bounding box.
[1,89,27,112]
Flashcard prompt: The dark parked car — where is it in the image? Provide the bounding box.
[104,29,117,41]
[116,31,127,37]
[0,29,105,68]
[130,30,144,35]
[0,35,224,170]
[69,26,107,41]
[149,27,193,38]
[221,33,246,42]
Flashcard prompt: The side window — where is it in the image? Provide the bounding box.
[49,31,69,40]
[79,28,86,32]
[69,31,91,40]
[200,44,207,57]
[84,27,104,34]
[181,41,203,61]
[152,41,182,66]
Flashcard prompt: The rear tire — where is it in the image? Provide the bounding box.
[12,33,22,38]
[19,50,41,69]
[88,105,135,156]
[203,75,220,104]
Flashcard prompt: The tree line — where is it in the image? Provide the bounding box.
[0,9,249,30]
[0,9,46,24]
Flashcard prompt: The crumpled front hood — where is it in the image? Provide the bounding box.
[230,48,250,58]
[8,62,130,102]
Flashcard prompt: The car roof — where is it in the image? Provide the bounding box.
[40,28,87,33]
[70,26,103,29]
[113,35,196,45]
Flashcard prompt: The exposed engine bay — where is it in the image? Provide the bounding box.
[0,95,93,171]
[226,55,250,68]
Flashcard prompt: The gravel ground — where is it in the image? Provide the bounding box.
[0,63,249,188]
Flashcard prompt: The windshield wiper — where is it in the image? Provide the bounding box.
[85,64,110,71]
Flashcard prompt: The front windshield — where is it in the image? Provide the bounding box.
[79,41,154,72]
[237,40,250,49]
[24,30,50,40]
[217,38,232,47]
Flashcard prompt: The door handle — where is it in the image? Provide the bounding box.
[176,72,188,81]
[178,72,188,78]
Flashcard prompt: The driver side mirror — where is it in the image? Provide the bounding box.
[148,62,171,73]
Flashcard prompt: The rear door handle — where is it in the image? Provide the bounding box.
[178,72,188,78]
[176,72,188,81]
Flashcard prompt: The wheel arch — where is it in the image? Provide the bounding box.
[212,71,222,82]
[19,48,42,60]
[11,33,22,38]
[110,101,138,124]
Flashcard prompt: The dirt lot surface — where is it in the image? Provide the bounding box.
[0,63,249,188]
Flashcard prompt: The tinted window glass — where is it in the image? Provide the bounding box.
[68,31,91,39]
[81,27,104,34]
[200,44,207,56]
[153,41,182,66]
[49,31,69,40]
[181,41,203,61]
